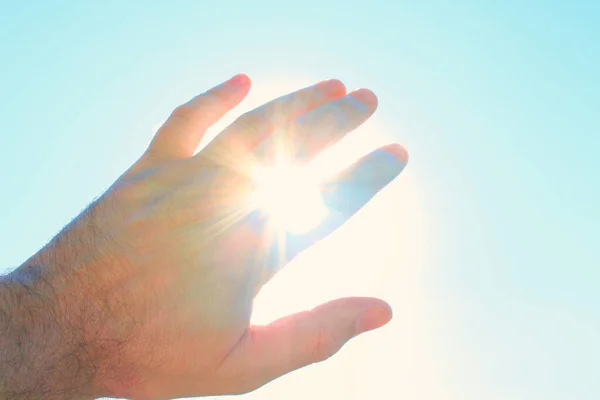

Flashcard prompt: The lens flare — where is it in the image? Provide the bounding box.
[251,163,328,234]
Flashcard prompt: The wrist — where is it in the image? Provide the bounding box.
[0,264,100,399]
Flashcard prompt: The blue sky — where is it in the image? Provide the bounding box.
[1,1,598,399]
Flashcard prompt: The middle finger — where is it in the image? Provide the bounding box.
[256,88,378,164]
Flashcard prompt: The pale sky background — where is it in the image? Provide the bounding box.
[1,1,599,399]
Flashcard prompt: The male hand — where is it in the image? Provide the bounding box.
[3,74,408,399]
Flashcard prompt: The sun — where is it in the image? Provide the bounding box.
[250,161,328,234]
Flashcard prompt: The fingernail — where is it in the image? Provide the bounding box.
[350,88,378,108]
[355,306,393,334]
[318,79,346,97]
[382,143,409,164]
[230,73,250,86]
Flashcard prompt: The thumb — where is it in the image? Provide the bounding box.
[227,297,392,393]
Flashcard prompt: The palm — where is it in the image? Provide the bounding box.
[96,74,408,399]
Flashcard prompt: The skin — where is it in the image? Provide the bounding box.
[0,74,408,400]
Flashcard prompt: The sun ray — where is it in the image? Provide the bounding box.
[249,161,328,235]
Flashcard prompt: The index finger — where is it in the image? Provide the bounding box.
[147,74,251,160]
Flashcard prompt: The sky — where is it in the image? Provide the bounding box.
[1,1,599,399]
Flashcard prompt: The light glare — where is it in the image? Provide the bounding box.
[251,163,328,234]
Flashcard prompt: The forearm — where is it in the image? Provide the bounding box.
[0,262,99,400]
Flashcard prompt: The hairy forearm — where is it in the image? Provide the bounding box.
[0,261,99,400]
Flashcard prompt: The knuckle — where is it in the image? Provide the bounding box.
[171,93,226,125]
[207,88,230,106]
[230,381,260,396]
[197,93,223,113]
[310,325,337,363]
[235,112,269,134]
[170,103,197,122]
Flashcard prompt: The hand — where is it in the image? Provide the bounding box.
[8,74,408,399]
